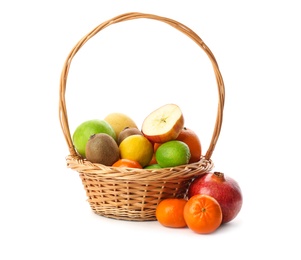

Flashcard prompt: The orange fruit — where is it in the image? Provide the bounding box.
[176,127,202,163]
[153,142,162,152]
[119,135,153,167]
[147,143,162,165]
[156,198,187,228]
[148,153,157,165]
[184,194,222,234]
[112,159,142,169]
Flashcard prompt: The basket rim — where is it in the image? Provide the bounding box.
[59,12,225,161]
[67,154,214,181]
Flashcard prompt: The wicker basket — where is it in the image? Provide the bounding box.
[59,12,225,221]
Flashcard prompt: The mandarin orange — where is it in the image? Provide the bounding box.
[112,159,142,169]
[156,198,187,228]
[184,194,222,234]
[176,127,202,163]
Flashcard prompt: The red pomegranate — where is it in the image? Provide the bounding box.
[188,171,243,224]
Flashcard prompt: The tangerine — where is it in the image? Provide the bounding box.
[156,198,187,228]
[183,194,222,234]
[176,127,202,163]
[112,159,142,169]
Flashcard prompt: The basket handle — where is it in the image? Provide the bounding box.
[59,12,225,161]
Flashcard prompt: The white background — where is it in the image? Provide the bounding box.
[1,1,300,259]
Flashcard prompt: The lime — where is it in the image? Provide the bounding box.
[156,140,191,168]
[119,135,153,167]
[144,164,162,169]
[72,119,116,158]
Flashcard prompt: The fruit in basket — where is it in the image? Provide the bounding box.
[147,143,161,165]
[156,198,187,228]
[155,140,191,168]
[119,135,153,167]
[117,127,142,145]
[112,159,142,169]
[144,164,162,169]
[184,194,222,234]
[176,127,202,163]
[85,133,119,165]
[148,153,157,165]
[141,104,184,143]
[104,112,138,138]
[73,119,117,158]
[188,172,243,224]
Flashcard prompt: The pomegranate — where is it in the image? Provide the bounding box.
[188,171,243,224]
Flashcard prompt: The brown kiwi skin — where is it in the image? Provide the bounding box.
[85,133,120,165]
[117,127,143,145]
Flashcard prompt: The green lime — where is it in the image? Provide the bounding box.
[144,164,162,169]
[156,140,191,168]
[72,119,116,158]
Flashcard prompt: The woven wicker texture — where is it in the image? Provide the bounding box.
[59,12,225,221]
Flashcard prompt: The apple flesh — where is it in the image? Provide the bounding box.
[188,171,243,224]
[141,104,184,143]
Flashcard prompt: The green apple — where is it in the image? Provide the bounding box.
[72,119,116,158]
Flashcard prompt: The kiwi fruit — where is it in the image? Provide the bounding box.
[85,133,120,165]
[117,127,143,145]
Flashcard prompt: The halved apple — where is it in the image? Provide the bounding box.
[141,104,184,143]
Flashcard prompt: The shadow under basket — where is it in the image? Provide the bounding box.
[59,12,225,221]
